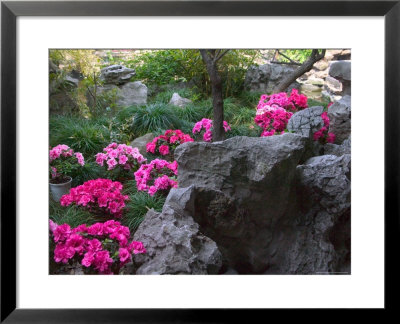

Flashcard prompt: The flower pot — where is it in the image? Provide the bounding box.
[49,176,72,202]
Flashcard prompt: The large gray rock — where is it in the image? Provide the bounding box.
[278,154,351,274]
[328,95,351,144]
[324,136,351,156]
[130,133,155,155]
[169,93,192,108]
[329,61,351,95]
[174,134,308,272]
[117,81,147,106]
[100,64,136,85]
[287,106,324,138]
[133,206,222,275]
[245,63,299,93]
[96,81,148,107]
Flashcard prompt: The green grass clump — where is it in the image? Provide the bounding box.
[122,191,166,232]
[49,198,97,228]
[50,115,110,156]
[307,98,331,110]
[131,103,182,136]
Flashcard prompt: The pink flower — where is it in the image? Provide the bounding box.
[128,241,146,254]
[74,152,85,166]
[49,219,57,233]
[52,224,72,243]
[54,243,75,263]
[118,154,128,165]
[81,251,95,267]
[107,158,117,170]
[119,247,131,263]
[159,145,170,156]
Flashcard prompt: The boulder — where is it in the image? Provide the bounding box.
[132,206,222,275]
[95,81,148,107]
[117,81,147,106]
[169,93,192,108]
[245,63,299,93]
[174,134,308,272]
[100,64,136,85]
[287,106,324,139]
[130,133,155,155]
[279,154,351,274]
[329,61,351,95]
[328,95,351,144]
[324,136,351,156]
[325,75,342,94]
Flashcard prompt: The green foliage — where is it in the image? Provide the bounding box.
[71,161,107,187]
[49,115,110,157]
[226,124,262,138]
[125,49,260,97]
[122,191,166,232]
[307,98,331,110]
[151,87,201,104]
[277,50,313,64]
[49,199,97,228]
[238,91,264,108]
[131,103,182,136]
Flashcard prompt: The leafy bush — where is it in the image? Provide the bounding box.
[125,49,260,97]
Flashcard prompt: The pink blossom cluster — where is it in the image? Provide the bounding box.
[95,143,146,172]
[146,129,194,157]
[50,144,85,165]
[49,219,146,274]
[258,89,308,113]
[134,159,178,196]
[254,105,293,137]
[60,179,129,218]
[192,118,231,142]
[49,144,85,179]
[313,111,336,144]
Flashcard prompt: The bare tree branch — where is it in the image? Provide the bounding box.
[273,49,326,93]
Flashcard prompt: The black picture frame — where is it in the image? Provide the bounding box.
[1,0,399,322]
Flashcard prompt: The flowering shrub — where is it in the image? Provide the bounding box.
[95,143,146,173]
[254,90,308,137]
[60,179,129,218]
[49,144,85,182]
[192,118,231,142]
[146,129,194,157]
[49,219,146,274]
[258,89,308,113]
[134,159,178,196]
[313,111,336,144]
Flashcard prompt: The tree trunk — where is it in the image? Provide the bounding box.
[200,50,225,142]
[273,49,326,93]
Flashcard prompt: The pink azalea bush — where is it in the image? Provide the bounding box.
[60,179,129,218]
[254,89,308,137]
[146,129,194,157]
[134,159,178,196]
[95,143,146,173]
[192,118,231,142]
[49,144,85,182]
[313,107,336,144]
[49,219,146,274]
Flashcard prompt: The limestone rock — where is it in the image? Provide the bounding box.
[245,63,299,93]
[324,136,351,156]
[100,64,136,85]
[133,207,222,275]
[328,95,351,144]
[169,93,192,108]
[287,106,324,139]
[130,133,155,155]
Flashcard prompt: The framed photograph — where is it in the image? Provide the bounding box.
[1,0,398,321]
